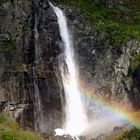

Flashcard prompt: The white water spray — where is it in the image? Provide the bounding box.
[33,13,44,132]
[51,3,87,136]
[33,67,42,131]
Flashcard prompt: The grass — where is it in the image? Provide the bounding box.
[108,111,140,140]
[119,127,140,140]
[108,128,140,140]
[0,113,44,140]
[0,41,19,65]
[54,0,140,47]
[130,53,140,72]
[0,41,31,72]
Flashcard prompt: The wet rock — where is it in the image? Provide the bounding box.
[43,130,75,140]
[0,0,140,136]
[95,134,107,140]
[0,0,64,132]
[113,126,123,132]
[0,101,7,112]
[57,4,140,109]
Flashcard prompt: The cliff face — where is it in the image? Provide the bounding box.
[0,0,140,133]
[0,0,33,128]
[55,1,140,109]
[0,0,64,131]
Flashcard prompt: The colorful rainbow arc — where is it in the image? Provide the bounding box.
[80,86,140,127]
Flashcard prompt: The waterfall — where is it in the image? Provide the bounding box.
[51,3,87,136]
[33,67,42,131]
[32,12,44,132]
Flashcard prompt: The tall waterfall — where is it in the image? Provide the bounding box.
[51,3,87,136]
[33,67,42,131]
[32,12,44,132]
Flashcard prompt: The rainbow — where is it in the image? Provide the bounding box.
[79,84,140,128]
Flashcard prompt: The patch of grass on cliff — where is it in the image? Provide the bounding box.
[119,127,140,140]
[0,41,16,53]
[130,53,140,72]
[0,41,19,65]
[112,127,140,140]
[101,22,140,47]
[109,111,140,140]
[0,113,44,140]
[55,0,140,47]
[0,115,6,124]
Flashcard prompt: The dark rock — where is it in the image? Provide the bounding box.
[0,0,64,133]
[58,4,140,109]
[44,131,74,140]
[0,0,140,137]
[95,133,107,140]
[113,126,123,132]
[0,101,7,112]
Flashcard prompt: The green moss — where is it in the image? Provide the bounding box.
[119,127,140,140]
[0,113,44,140]
[0,41,16,53]
[0,40,19,65]
[55,0,140,47]
[0,115,6,124]
[109,127,140,140]
[15,64,31,72]
[0,41,31,72]
[20,20,30,32]
[122,75,133,83]
[130,53,140,72]
[1,131,15,140]
[101,23,140,47]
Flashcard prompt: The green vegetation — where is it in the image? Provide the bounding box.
[119,127,140,140]
[21,20,30,32]
[55,0,140,47]
[0,41,19,65]
[1,131,15,140]
[108,111,140,140]
[108,127,140,140]
[0,41,31,72]
[0,114,7,124]
[15,64,31,72]
[130,53,140,72]
[0,41,16,54]
[0,113,44,140]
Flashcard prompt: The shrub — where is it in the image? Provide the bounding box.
[130,53,140,72]
[54,0,140,47]
[0,113,44,140]
[1,131,15,140]
[119,127,140,140]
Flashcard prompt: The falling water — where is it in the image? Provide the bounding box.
[32,12,44,132]
[33,67,42,131]
[51,3,87,136]
[34,13,42,64]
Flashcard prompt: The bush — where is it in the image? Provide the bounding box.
[0,113,44,140]
[55,0,140,47]
[0,115,6,124]
[119,127,140,140]
[130,53,140,72]
[1,131,15,140]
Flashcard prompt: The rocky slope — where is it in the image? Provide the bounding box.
[0,0,140,135]
[54,0,140,109]
[0,0,64,131]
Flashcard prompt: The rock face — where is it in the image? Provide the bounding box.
[0,0,34,129]
[56,3,140,109]
[0,0,140,135]
[0,0,64,132]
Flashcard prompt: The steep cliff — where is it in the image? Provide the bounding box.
[0,0,33,128]
[54,0,140,109]
[0,0,140,135]
[0,0,64,132]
